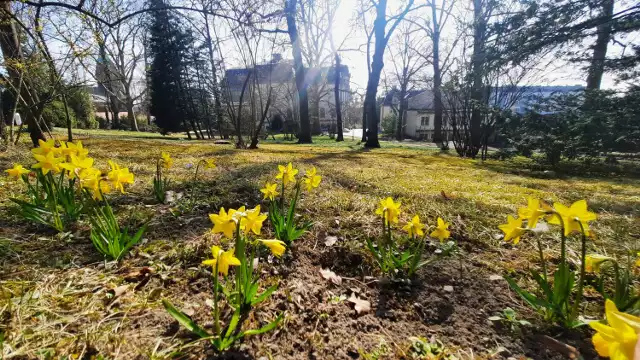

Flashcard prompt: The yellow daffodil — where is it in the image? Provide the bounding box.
[31,139,58,157]
[585,254,613,273]
[260,182,279,201]
[375,197,401,225]
[498,215,526,245]
[590,299,640,359]
[242,205,267,235]
[209,207,237,238]
[107,160,134,193]
[60,155,94,179]
[403,215,425,238]
[160,152,173,169]
[32,151,64,175]
[204,159,216,169]
[5,164,30,180]
[201,245,240,276]
[276,162,298,186]
[518,197,547,228]
[259,239,287,257]
[78,167,110,200]
[430,217,451,242]
[58,140,88,158]
[303,167,322,191]
[636,252,640,268]
[548,200,597,236]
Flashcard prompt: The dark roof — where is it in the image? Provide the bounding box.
[224,61,350,90]
[224,61,294,88]
[381,88,424,106]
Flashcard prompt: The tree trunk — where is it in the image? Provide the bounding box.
[586,0,613,90]
[361,109,367,141]
[127,102,139,131]
[312,90,321,135]
[249,88,273,149]
[469,0,486,158]
[204,15,227,139]
[0,2,45,146]
[62,92,73,141]
[111,99,120,129]
[334,54,344,142]
[363,0,391,148]
[431,0,444,147]
[286,0,312,144]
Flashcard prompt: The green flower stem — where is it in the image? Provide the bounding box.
[234,220,245,308]
[570,221,588,323]
[280,181,285,214]
[213,260,221,335]
[194,159,206,181]
[535,236,548,282]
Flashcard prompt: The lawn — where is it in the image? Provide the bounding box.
[1,130,639,359]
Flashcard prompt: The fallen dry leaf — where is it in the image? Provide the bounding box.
[324,236,338,246]
[348,293,371,314]
[320,268,342,285]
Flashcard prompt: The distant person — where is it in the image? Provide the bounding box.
[13,113,22,126]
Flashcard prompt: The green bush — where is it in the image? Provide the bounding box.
[67,87,97,129]
[42,100,77,128]
[381,114,397,138]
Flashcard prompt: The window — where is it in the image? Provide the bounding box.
[420,116,430,127]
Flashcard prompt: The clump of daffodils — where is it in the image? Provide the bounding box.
[367,196,452,279]
[500,197,598,328]
[164,204,284,351]
[261,162,321,246]
[5,139,135,230]
[4,138,142,261]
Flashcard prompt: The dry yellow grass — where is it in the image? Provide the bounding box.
[0,130,638,358]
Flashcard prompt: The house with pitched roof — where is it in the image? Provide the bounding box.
[380,85,583,141]
[222,54,351,130]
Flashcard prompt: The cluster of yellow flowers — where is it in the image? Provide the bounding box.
[499,197,597,244]
[206,205,285,275]
[260,162,321,200]
[5,139,134,200]
[375,197,450,241]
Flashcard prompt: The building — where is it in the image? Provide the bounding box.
[222,54,351,130]
[380,85,583,141]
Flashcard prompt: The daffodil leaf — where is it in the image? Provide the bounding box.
[162,299,210,339]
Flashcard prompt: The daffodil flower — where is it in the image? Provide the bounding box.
[260,182,279,201]
[31,139,58,157]
[430,217,451,242]
[204,159,216,169]
[32,151,64,175]
[402,215,425,238]
[498,215,526,245]
[107,160,134,193]
[303,167,321,191]
[276,162,298,186]
[259,239,287,257]
[242,205,267,235]
[202,245,241,276]
[160,152,173,169]
[375,197,401,225]
[5,164,30,180]
[79,167,110,200]
[548,200,597,236]
[585,254,613,273]
[60,155,94,179]
[590,299,640,359]
[209,207,237,238]
[518,197,547,228]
